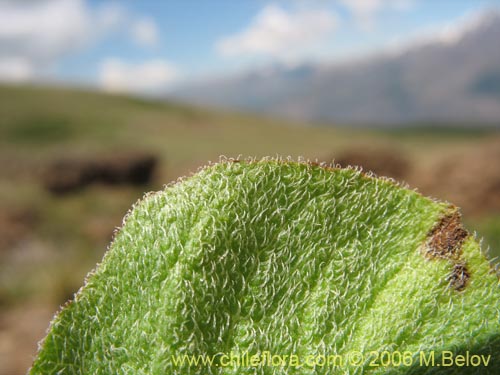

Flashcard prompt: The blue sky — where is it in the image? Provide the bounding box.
[0,0,499,93]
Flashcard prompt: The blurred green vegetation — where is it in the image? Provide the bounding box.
[0,83,498,311]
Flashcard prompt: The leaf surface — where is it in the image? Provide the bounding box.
[31,160,500,374]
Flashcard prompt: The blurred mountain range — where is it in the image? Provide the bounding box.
[174,10,500,126]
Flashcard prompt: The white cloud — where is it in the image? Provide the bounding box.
[131,18,160,47]
[216,5,337,62]
[0,0,90,76]
[0,57,35,82]
[0,0,162,83]
[95,3,128,32]
[99,58,178,94]
[339,0,414,29]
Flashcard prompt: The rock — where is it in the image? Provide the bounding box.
[43,153,158,195]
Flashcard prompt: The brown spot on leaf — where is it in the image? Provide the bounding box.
[426,212,468,260]
[425,211,472,291]
[447,263,470,291]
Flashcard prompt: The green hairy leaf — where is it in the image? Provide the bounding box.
[31,159,500,374]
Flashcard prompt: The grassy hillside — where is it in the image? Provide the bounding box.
[0,83,499,374]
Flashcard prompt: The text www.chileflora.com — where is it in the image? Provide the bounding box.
[170,350,492,369]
